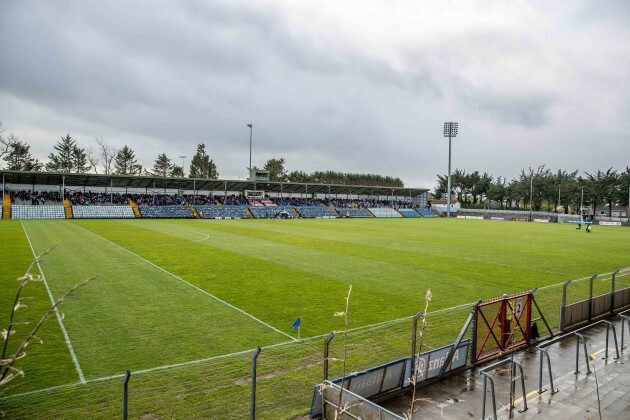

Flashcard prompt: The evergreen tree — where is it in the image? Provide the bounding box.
[113,145,142,175]
[4,140,43,171]
[585,168,620,217]
[171,165,184,178]
[45,134,76,172]
[152,153,173,177]
[72,145,91,173]
[188,144,218,179]
[264,158,288,181]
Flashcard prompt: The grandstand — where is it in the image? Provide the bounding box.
[72,205,135,219]
[295,205,338,218]
[336,207,373,218]
[0,170,430,221]
[11,205,65,219]
[248,205,295,219]
[195,205,251,219]
[397,208,420,218]
[139,205,195,218]
[415,208,438,218]
[369,207,402,218]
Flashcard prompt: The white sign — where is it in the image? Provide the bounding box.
[514,297,523,318]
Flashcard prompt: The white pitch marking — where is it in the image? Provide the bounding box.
[0,338,300,401]
[20,221,87,384]
[69,222,296,341]
[191,232,209,242]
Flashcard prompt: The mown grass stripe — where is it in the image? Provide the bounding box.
[21,221,86,384]
[69,221,297,341]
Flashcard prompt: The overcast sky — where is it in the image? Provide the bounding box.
[1,0,629,190]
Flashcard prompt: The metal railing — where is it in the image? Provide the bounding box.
[619,309,630,350]
[479,358,528,420]
[537,320,620,394]
[320,380,404,420]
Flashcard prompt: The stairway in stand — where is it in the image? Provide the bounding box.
[63,198,73,219]
[128,198,142,218]
[2,194,11,219]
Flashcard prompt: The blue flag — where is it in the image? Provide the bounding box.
[290,317,301,329]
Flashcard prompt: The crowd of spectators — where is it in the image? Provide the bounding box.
[8,189,423,209]
[322,197,415,209]
[270,197,323,207]
[218,194,248,205]
[68,191,129,205]
[10,190,63,205]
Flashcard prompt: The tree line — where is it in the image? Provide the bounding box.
[260,158,404,187]
[0,122,404,187]
[433,166,630,217]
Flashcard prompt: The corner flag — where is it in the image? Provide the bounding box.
[290,317,301,329]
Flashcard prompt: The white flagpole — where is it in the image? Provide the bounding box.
[298,325,301,341]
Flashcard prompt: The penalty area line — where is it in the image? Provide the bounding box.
[69,223,296,341]
[20,221,87,384]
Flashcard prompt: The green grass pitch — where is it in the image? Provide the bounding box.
[0,218,628,418]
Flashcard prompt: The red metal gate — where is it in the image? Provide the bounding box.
[473,292,532,363]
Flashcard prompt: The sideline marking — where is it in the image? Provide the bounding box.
[20,221,86,384]
[69,222,296,341]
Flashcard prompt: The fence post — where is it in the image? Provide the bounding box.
[611,269,619,315]
[588,274,597,322]
[324,332,334,381]
[470,300,481,364]
[251,346,261,420]
[560,280,571,330]
[123,370,131,420]
[410,310,423,382]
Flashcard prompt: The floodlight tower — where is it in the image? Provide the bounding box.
[179,155,186,176]
[247,123,253,174]
[443,122,458,218]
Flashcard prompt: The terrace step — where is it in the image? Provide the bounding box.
[2,193,11,219]
[128,198,142,218]
[63,198,73,219]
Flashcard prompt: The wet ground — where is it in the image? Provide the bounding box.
[381,317,630,419]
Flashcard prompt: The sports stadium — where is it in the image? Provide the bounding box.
[1,169,629,419]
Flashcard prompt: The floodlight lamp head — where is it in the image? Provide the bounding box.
[247,123,252,128]
[443,121,458,137]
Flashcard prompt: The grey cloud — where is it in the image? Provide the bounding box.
[1,0,629,189]
[466,91,555,127]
